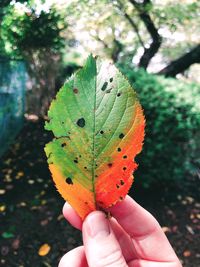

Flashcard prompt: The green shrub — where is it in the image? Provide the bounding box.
[119,64,200,187]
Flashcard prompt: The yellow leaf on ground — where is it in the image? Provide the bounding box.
[0,205,6,212]
[38,243,51,256]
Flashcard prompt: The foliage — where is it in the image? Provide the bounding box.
[119,63,200,187]
[45,55,145,219]
[0,1,67,116]
[1,4,66,58]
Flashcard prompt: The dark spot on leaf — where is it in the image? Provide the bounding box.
[61,121,64,124]
[61,143,66,147]
[84,166,87,169]
[120,180,124,185]
[77,118,85,127]
[110,77,113,82]
[123,167,127,171]
[47,152,52,159]
[73,88,79,94]
[117,147,121,152]
[101,82,108,91]
[74,159,78,163]
[85,201,88,205]
[100,130,104,134]
[106,89,111,93]
[108,163,112,168]
[79,155,82,158]
[117,93,121,97]
[95,164,98,167]
[116,184,120,189]
[119,133,124,139]
[66,177,73,185]
[95,175,98,177]
[123,155,127,159]
[119,196,123,200]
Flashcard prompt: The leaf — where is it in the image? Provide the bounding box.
[44,55,145,219]
[38,243,51,256]
[2,232,15,239]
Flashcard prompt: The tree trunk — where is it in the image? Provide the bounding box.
[129,0,162,69]
[158,44,200,77]
[24,48,60,117]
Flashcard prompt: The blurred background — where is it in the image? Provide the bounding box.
[0,0,199,266]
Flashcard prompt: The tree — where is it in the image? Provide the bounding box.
[158,44,200,77]
[1,1,67,116]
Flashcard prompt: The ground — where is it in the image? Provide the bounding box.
[0,120,199,267]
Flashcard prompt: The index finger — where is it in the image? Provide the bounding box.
[107,195,180,263]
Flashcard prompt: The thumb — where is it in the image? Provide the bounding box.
[82,211,128,267]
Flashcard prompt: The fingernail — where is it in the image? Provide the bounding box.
[85,211,110,238]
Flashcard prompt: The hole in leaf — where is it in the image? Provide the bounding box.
[110,77,113,82]
[101,82,108,91]
[66,177,73,185]
[120,180,124,185]
[123,167,127,171]
[61,143,66,147]
[117,147,121,152]
[117,93,121,97]
[76,118,85,127]
[100,130,104,134]
[74,159,78,163]
[119,133,124,139]
[116,184,120,188]
[123,155,127,159]
[73,88,79,94]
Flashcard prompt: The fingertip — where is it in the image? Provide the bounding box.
[63,202,83,230]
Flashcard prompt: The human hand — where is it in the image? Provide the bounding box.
[59,196,182,267]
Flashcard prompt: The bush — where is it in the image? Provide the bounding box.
[119,64,200,187]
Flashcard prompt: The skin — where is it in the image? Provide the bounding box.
[58,196,182,267]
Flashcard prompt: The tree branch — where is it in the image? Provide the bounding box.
[129,0,162,69]
[158,44,200,77]
[115,0,145,48]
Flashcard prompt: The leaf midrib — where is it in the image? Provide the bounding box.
[91,60,97,208]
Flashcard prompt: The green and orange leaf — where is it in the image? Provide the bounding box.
[44,55,145,219]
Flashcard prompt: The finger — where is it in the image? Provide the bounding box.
[63,202,82,230]
[107,196,179,262]
[128,259,182,267]
[83,211,128,267]
[63,202,137,262]
[110,218,137,262]
[58,246,88,267]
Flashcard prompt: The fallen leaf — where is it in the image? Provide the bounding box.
[0,205,6,212]
[16,171,24,179]
[12,238,20,250]
[40,219,49,226]
[28,180,34,184]
[57,214,64,221]
[162,226,171,233]
[183,250,191,257]
[0,189,6,195]
[1,246,9,256]
[38,244,51,256]
[2,232,14,239]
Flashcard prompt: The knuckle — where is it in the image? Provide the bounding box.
[96,248,126,267]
